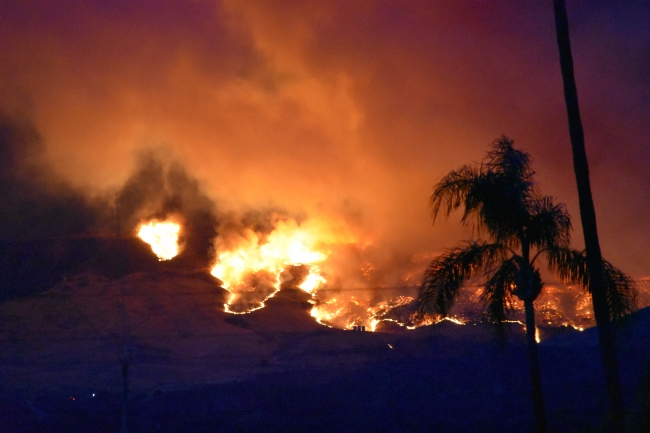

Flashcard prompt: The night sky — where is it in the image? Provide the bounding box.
[1,1,648,278]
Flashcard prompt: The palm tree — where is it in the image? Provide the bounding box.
[553,1,628,429]
[415,136,636,433]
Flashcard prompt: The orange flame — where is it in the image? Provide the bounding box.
[211,216,357,313]
[137,219,181,261]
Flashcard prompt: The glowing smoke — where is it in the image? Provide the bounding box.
[2,113,648,333]
[116,149,217,266]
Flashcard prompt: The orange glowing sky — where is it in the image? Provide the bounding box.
[0,1,648,277]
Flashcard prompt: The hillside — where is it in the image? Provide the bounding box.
[0,237,649,432]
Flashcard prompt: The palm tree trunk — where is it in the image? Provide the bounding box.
[524,299,547,433]
[520,236,547,433]
[553,1,625,428]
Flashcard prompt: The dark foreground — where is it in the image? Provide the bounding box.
[0,250,649,432]
[1,316,649,433]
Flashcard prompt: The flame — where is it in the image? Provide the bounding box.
[211,216,356,313]
[300,267,326,293]
[310,298,349,327]
[137,219,181,261]
[441,316,466,325]
[207,215,650,333]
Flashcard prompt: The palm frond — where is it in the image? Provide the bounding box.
[430,137,545,248]
[486,136,535,186]
[417,241,508,316]
[546,246,637,321]
[430,164,483,222]
[602,260,637,321]
[472,171,529,245]
[527,197,572,250]
[481,258,518,325]
[469,137,540,245]
[546,246,588,286]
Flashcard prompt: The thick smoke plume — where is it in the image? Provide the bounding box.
[0,114,106,240]
[0,114,113,299]
[2,113,648,331]
[0,112,219,265]
[116,148,218,266]
[0,114,222,300]
[0,1,648,282]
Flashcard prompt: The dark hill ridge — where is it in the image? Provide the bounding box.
[1,264,649,432]
[0,263,355,393]
[1,237,649,431]
[0,234,223,302]
[0,237,158,300]
[0,243,513,396]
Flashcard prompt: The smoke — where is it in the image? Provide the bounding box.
[116,148,218,266]
[0,2,648,327]
[1,110,647,330]
[0,114,105,240]
[1,1,648,277]
[0,114,114,299]
[0,111,219,269]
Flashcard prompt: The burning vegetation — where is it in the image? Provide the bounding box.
[200,210,602,335]
[137,219,182,261]
[210,216,332,313]
[1,115,646,338]
[203,211,454,330]
[133,210,629,338]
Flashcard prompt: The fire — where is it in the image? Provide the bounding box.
[211,216,355,313]
[310,298,344,327]
[137,219,181,261]
[441,316,466,325]
[300,268,326,293]
[207,213,639,334]
[208,213,438,330]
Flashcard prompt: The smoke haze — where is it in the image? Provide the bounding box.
[0,114,104,240]
[0,1,648,280]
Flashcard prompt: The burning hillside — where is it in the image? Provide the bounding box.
[1,116,647,338]
[131,213,650,338]
[205,212,443,331]
[210,215,338,313]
